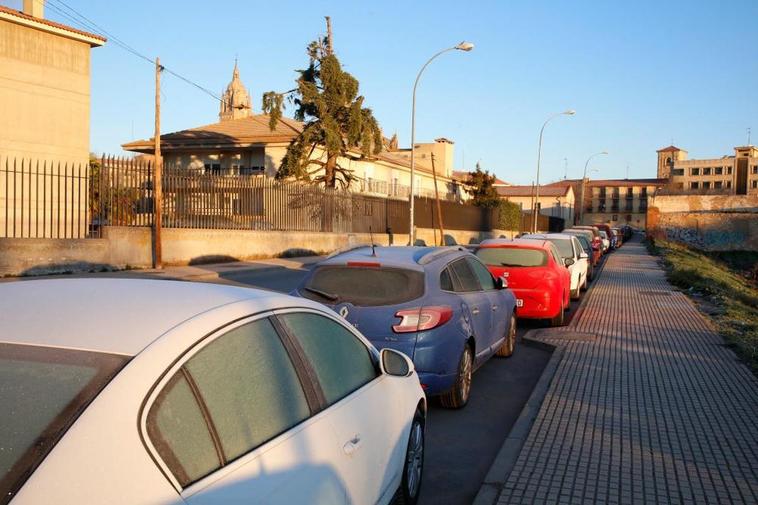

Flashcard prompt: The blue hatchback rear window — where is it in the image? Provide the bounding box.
[301,266,425,307]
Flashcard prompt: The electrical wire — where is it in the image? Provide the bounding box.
[36,0,229,106]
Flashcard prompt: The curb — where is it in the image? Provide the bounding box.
[472,335,564,505]
[472,252,606,505]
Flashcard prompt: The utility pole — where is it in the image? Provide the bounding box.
[325,16,333,55]
[153,57,163,269]
[431,154,445,245]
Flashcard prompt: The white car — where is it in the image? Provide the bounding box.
[522,233,589,299]
[598,230,611,253]
[1,279,426,505]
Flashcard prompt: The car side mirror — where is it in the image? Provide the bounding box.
[380,348,414,377]
[495,276,508,289]
[579,252,589,260]
[564,258,575,267]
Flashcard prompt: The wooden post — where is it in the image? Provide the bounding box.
[153,57,163,269]
[430,154,445,245]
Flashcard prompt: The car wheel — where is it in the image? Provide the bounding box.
[570,282,581,300]
[549,302,565,327]
[395,413,425,505]
[581,274,589,291]
[439,346,473,409]
[496,312,517,357]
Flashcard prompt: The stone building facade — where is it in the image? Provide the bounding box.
[657,145,758,195]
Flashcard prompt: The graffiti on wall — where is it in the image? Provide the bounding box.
[663,226,747,250]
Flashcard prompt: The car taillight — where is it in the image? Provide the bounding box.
[392,306,453,333]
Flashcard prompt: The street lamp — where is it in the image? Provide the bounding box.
[409,41,474,244]
[532,110,575,233]
[579,151,608,224]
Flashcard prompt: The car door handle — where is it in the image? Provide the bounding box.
[343,434,362,456]
[491,305,498,311]
[472,307,480,315]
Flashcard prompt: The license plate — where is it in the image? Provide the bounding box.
[516,299,524,307]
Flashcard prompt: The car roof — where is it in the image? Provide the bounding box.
[318,245,469,270]
[0,279,305,356]
[478,238,552,250]
[522,233,576,241]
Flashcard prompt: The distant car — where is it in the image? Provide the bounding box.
[521,233,589,299]
[611,227,623,247]
[573,226,605,257]
[563,232,595,282]
[475,239,571,327]
[563,228,602,267]
[1,279,426,505]
[294,246,518,409]
[594,223,616,250]
[598,230,611,253]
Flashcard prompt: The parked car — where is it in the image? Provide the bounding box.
[573,225,605,256]
[598,230,611,252]
[1,279,426,505]
[294,246,518,409]
[611,227,623,247]
[475,238,571,327]
[521,233,589,299]
[594,223,616,250]
[563,228,602,267]
[563,232,595,282]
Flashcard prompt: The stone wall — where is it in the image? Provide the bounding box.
[647,195,758,251]
[1,226,515,277]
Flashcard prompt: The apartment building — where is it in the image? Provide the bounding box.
[657,145,758,195]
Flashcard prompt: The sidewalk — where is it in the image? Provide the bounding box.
[488,238,758,504]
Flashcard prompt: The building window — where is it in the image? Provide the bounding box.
[690,181,699,189]
[702,181,711,189]
[641,187,648,197]
[626,188,633,197]
[727,166,732,175]
[752,165,758,174]
[691,167,700,176]
[672,168,684,176]
[612,214,618,221]
[714,181,723,189]
[703,167,711,175]
[204,163,221,174]
[726,181,732,188]
[752,180,758,189]
[715,167,723,175]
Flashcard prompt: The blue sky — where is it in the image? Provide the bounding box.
[6,0,757,184]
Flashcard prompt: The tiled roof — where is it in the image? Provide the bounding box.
[657,145,685,153]
[0,5,106,44]
[122,115,304,151]
[450,170,510,185]
[496,185,571,197]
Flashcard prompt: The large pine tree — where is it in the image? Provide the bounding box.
[466,162,501,208]
[262,21,382,189]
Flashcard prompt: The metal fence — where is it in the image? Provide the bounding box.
[1,154,513,239]
[1,156,92,238]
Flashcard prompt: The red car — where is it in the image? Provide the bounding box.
[475,239,571,327]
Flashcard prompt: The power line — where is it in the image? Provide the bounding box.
[37,0,228,105]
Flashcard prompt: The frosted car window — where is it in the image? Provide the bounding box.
[279,313,378,405]
[545,238,574,259]
[467,257,496,290]
[147,372,221,487]
[476,247,547,267]
[302,266,424,307]
[0,344,127,504]
[185,318,310,464]
[450,259,481,292]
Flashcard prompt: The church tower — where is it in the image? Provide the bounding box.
[219,60,252,121]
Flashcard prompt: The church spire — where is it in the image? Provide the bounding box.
[219,59,252,121]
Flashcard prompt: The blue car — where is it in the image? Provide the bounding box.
[293,246,518,408]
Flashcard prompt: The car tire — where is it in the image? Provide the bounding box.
[394,412,425,505]
[439,345,473,409]
[549,302,565,327]
[581,274,589,291]
[496,312,517,357]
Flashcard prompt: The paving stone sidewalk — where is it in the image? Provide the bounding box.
[497,237,758,504]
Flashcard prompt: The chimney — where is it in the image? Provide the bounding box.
[23,0,44,18]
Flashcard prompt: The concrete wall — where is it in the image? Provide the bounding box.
[1,226,517,276]
[647,194,758,251]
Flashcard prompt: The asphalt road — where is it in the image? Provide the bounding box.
[213,263,595,505]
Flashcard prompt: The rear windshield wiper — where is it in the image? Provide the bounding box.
[500,262,523,267]
[303,286,340,302]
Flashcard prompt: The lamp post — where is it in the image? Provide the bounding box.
[409,41,474,244]
[579,151,608,225]
[532,110,575,233]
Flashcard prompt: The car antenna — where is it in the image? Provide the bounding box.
[369,226,377,257]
